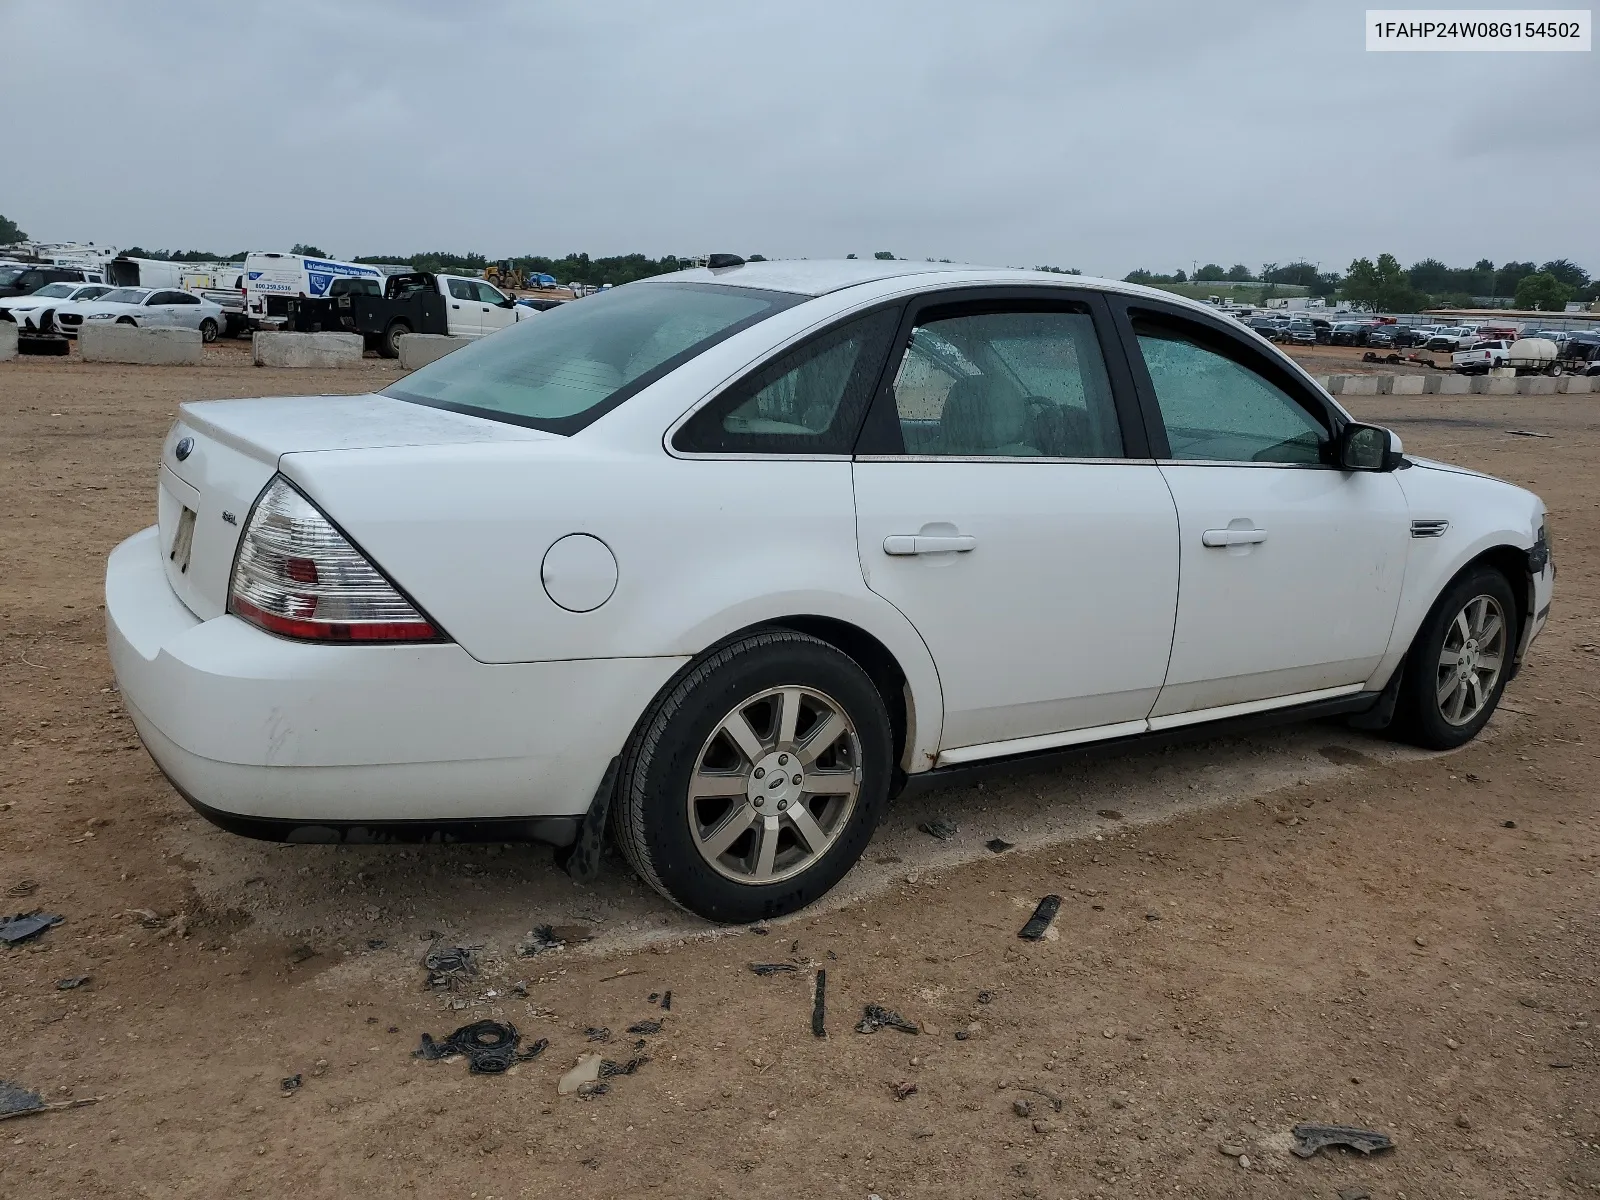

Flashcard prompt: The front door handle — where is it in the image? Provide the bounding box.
[883,533,977,556]
[1202,527,1268,548]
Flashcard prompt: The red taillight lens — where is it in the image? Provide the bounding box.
[228,476,445,643]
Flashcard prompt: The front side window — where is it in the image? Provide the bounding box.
[674,308,900,454]
[1133,317,1328,464]
[386,282,800,434]
[474,282,508,305]
[446,278,476,301]
[888,306,1122,458]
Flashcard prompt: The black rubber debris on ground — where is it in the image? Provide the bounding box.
[416,1020,547,1075]
[812,969,827,1038]
[585,1027,612,1042]
[985,838,1015,853]
[749,963,798,976]
[0,912,63,945]
[0,1081,43,1118]
[917,818,959,841]
[646,993,659,1003]
[1018,895,1062,941]
[977,990,993,1004]
[366,938,387,950]
[54,975,90,991]
[660,990,672,1011]
[281,1075,301,1094]
[1290,1123,1396,1159]
[1096,808,1124,820]
[422,943,477,990]
[856,1004,919,1035]
[599,1056,649,1078]
[626,1019,662,1035]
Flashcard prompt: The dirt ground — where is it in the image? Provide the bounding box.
[1,345,1596,1199]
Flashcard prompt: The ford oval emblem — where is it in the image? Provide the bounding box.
[174,436,194,462]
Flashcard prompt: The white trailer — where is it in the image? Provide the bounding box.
[243,252,384,328]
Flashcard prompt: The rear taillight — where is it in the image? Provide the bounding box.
[228,475,444,643]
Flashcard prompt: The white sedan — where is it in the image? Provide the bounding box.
[0,280,116,325]
[67,286,228,342]
[105,259,1554,922]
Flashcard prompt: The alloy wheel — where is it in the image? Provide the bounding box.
[1435,594,1507,726]
[687,685,862,886]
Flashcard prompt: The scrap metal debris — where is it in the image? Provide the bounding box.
[892,1081,918,1100]
[0,1080,102,1122]
[626,1019,662,1035]
[281,1074,302,1094]
[918,818,959,841]
[422,943,478,990]
[599,1056,649,1078]
[415,1020,547,1075]
[1096,809,1123,820]
[5,880,37,899]
[856,1004,919,1035]
[585,1027,612,1042]
[748,962,798,977]
[0,912,63,945]
[985,838,1015,853]
[660,990,672,1011]
[1018,895,1062,941]
[517,923,597,957]
[1506,429,1553,438]
[1290,1123,1395,1159]
[812,969,827,1038]
[54,976,90,991]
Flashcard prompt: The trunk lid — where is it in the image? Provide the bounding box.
[157,394,552,619]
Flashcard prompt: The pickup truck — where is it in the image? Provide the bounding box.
[1451,339,1510,374]
[283,272,537,357]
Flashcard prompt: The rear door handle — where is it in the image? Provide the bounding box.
[883,534,977,556]
[1202,528,1268,548]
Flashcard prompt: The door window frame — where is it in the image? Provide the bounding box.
[853,286,1155,461]
[666,300,906,460]
[1101,294,1349,467]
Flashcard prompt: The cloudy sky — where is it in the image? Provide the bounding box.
[3,1,1595,276]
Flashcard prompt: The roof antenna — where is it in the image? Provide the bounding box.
[706,254,745,270]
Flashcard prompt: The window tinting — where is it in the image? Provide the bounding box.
[889,306,1122,458]
[446,278,476,301]
[674,308,900,454]
[1132,318,1328,464]
[385,282,800,434]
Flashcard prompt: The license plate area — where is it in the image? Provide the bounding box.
[169,506,197,575]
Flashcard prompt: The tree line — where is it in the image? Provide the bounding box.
[1124,256,1596,312]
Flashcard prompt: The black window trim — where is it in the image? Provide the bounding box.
[1101,293,1346,467]
[667,300,906,459]
[852,285,1155,461]
[384,282,806,437]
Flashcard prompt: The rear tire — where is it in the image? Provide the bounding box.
[199,318,218,343]
[380,320,410,359]
[612,630,893,923]
[1391,567,1518,750]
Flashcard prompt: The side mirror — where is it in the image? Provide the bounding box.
[1340,422,1403,472]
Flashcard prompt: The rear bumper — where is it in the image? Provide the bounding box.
[106,527,685,831]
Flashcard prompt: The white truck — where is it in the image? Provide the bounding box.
[282,271,537,357]
[243,252,386,329]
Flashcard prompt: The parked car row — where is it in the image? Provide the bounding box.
[3,285,229,341]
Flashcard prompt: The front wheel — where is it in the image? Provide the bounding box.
[199,318,218,343]
[613,630,893,923]
[1393,567,1518,750]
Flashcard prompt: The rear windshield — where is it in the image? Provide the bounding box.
[384,282,801,434]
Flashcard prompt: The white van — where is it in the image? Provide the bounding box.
[243,252,384,327]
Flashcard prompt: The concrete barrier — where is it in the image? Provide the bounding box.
[1385,375,1426,395]
[1338,375,1379,396]
[1470,376,1518,395]
[397,334,469,370]
[1435,375,1472,395]
[0,322,16,362]
[80,323,203,365]
[252,331,364,368]
[1558,376,1594,394]
[1520,377,1559,396]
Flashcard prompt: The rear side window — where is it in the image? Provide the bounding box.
[887,305,1122,458]
[446,278,476,301]
[386,282,801,435]
[674,308,900,454]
